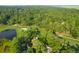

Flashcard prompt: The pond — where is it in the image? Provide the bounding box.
[0,29,17,40]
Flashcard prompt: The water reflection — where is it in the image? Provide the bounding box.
[0,29,17,40]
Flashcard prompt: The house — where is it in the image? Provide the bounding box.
[56,32,66,37]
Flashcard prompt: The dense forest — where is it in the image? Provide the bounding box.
[0,6,79,53]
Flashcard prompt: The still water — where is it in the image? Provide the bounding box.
[0,29,17,40]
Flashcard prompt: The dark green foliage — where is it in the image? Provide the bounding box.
[27,48,36,53]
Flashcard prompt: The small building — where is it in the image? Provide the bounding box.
[56,32,66,37]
